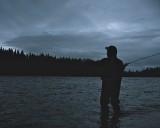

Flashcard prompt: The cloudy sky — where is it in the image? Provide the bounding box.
[0,0,160,70]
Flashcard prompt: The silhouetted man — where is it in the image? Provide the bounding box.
[100,45,126,116]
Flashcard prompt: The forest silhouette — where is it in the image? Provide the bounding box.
[0,47,159,76]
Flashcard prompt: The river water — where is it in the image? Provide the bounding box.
[0,77,160,128]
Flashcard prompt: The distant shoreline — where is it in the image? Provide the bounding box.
[0,75,159,77]
[0,47,160,77]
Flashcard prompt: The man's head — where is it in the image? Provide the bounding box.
[105,45,117,58]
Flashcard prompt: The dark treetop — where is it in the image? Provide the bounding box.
[0,47,159,76]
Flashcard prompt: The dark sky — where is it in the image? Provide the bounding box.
[0,0,160,70]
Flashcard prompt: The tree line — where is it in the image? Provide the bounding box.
[0,47,159,76]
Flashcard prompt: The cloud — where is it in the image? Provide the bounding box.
[4,32,108,59]
[5,27,160,58]
[0,0,160,70]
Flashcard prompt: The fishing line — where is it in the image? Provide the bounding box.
[125,52,160,65]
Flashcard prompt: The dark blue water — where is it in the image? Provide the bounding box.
[0,77,160,128]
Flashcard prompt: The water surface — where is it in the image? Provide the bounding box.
[0,77,160,128]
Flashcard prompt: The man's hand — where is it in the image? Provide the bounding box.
[122,63,129,71]
[124,63,129,67]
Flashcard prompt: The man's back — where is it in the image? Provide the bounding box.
[100,57,124,80]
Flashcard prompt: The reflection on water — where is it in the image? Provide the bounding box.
[100,113,120,128]
[0,77,160,128]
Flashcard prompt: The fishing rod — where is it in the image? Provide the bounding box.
[125,52,160,66]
